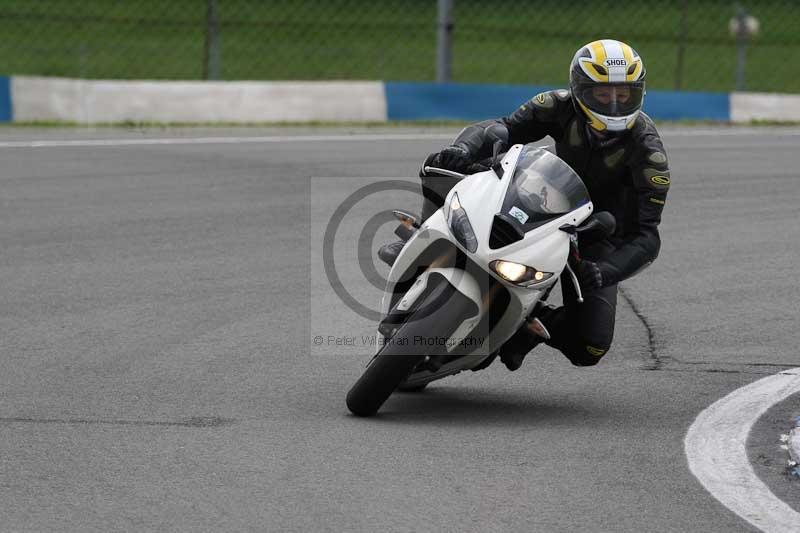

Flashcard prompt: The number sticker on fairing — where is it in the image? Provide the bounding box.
[509,206,529,224]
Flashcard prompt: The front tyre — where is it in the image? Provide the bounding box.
[397,382,428,392]
[346,274,478,417]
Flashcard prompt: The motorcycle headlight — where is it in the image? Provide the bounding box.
[490,260,554,287]
[446,193,478,253]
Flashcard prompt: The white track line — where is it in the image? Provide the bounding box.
[662,128,800,137]
[685,367,800,532]
[0,133,454,149]
[0,128,799,149]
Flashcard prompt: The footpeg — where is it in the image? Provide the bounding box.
[392,210,420,228]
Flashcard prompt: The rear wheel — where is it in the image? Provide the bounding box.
[346,275,477,417]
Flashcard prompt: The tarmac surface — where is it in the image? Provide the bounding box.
[0,126,798,531]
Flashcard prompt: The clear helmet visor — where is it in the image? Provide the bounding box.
[579,83,644,117]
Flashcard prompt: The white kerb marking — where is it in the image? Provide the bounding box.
[685,368,800,532]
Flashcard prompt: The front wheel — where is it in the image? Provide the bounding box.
[397,382,428,393]
[346,274,478,417]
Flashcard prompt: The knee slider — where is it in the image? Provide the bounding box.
[565,343,610,367]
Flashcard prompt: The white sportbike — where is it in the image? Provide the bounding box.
[346,143,615,417]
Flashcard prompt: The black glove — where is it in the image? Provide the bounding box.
[465,161,491,174]
[575,260,605,292]
[419,145,472,176]
[437,145,472,173]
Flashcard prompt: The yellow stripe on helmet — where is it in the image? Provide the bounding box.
[589,40,607,65]
[579,41,610,83]
[626,61,643,82]
[620,42,634,64]
[619,42,644,82]
[580,60,610,82]
[576,99,607,132]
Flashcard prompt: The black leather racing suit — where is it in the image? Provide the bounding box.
[422,89,671,366]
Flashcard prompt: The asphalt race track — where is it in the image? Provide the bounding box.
[1,126,798,531]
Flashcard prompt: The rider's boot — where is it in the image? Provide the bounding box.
[377,211,420,267]
[378,240,406,267]
[500,304,556,371]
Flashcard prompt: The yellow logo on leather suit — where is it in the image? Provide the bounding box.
[650,175,670,186]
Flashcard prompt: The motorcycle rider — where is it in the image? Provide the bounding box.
[379,39,670,370]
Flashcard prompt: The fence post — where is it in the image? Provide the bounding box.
[674,0,688,90]
[436,0,453,83]
[203,0,221,80]
[734,5,747,91]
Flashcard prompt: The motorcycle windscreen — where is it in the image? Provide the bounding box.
[500,146,590,232]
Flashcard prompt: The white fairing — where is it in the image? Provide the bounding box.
[379,144,593,384]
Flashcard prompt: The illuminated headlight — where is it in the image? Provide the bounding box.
[449,193,461,212]
[445,193,478,252]
[490,260,554,287]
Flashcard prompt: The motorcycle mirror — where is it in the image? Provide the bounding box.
[583,211,616,237]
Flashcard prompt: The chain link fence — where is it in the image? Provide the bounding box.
[0,1,797,92]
